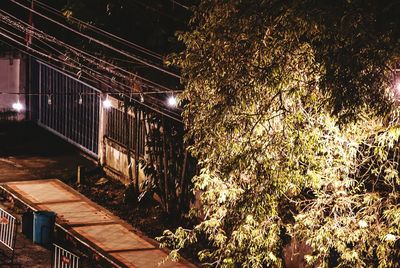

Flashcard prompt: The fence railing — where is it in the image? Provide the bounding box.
[52,244,80,268]
[0,207,17,265]
[37,61,101,157]
[105,107,146,157]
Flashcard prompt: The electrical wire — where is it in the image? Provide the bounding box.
[0,31,183,122]
[0,39,183,123]
[0,3,184,121]
[0,9,180,94]
[8,0,182,79]
[170,0,190,10]
[30,0,164,61]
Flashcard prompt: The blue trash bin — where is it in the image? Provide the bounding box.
[33,211,56,246]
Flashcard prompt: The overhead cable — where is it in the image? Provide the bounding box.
[8,0,182,79]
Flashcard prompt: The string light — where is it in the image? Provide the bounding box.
[140,93,144,103]
[12,101,24,112]
[0,14,184,122]
[47,94,52,105]
[167,95,177,107]
[0,10,184,102]
[103,95,112,109]
[78,94,83,105]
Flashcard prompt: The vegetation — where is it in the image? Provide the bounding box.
[140,112,197,216]
[158,0,400,267]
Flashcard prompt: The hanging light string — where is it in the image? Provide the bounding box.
[0,11,183,118]
[0,38,183,122]
[0,10,183,121]
[0,90,183,96]
[8,0,182,79]
[28,0,164,61]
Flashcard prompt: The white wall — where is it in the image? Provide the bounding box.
[0,58,25,120]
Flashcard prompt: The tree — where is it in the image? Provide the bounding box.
[159,1,400,267]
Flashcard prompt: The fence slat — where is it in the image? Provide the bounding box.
[0,208,16,251]
[53,244,80,268]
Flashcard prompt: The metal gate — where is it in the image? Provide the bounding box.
[52,244,80,268]
[0,207,17,265]
[37,61,100,157]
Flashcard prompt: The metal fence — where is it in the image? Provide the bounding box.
[0,207,17,266]
[52,244,80,268]
[0,208,16,251]
[37,61,100,157]
[106,107,145,157]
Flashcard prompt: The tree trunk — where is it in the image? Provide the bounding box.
[162,116,169,213]
[180,149,189,213]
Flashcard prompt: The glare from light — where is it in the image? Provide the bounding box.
[167,95,177,107]
[103,98,112,109]
[12,101,24,112]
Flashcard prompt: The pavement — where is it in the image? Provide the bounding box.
[0,122,195,267]
[0,121,97,267]
[2,179,195,268]
[0,121,96,182]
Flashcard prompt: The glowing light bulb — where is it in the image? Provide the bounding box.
[103,97,112,109]
[78,95,83,105]
[167,95,177,107]
[47,95,52,105]
[140,93,144,103]
[12,101,24,112]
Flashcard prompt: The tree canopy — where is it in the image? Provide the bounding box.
[159,1,400,267]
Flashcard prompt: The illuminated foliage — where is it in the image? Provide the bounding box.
[159,0,400,267]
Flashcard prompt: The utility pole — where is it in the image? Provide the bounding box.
[25,0,34,120]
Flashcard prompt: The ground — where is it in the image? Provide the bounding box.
[0,121,197,266]
[0,201,51,267]
[0,121,97,267]
[0,121,95,182]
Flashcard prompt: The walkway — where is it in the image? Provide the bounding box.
[0,122,96,183]
[1,179,195,268]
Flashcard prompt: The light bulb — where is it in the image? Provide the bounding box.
[140,93,144,103]
[167,95,177,107]
[48,95,52,105]
[12,101,24,112]
[78,95,83,105]
[103,97,112,109]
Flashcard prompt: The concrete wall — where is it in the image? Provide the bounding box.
[103,137,147,185]
[0,56,25,120]
[98,96,148,186]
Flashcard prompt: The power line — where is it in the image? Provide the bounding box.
[170,0,190,10]
[0,3,184,121]
[30,0,164,61]
[0,9,180,94]
[0,29,183,121]
[8,0,182,79]
[0,38,183,123]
